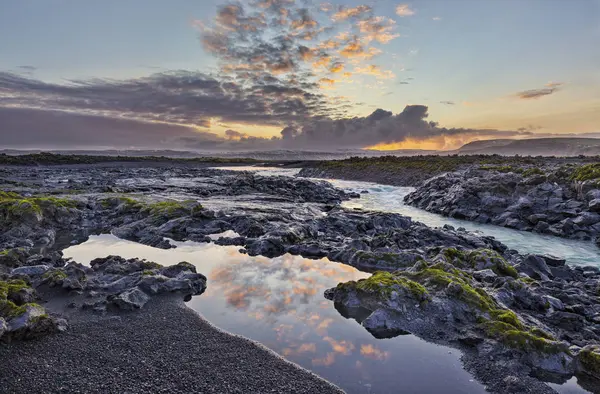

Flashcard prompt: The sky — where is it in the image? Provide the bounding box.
[0,0,599,151]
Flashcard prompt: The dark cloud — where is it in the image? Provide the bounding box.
[516,83,563,99]
[0,70,344,127]
[0,106,220,149]
[279,105,532,150]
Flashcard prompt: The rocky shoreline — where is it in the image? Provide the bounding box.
[405,163,600,244]
[1,162,600,393]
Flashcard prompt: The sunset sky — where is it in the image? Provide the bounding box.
[0,0,599,151]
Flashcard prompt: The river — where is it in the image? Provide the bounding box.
[62,166,598,394]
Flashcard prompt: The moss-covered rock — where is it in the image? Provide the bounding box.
[42,269,68,287]
[142,200,204,220]
[0,191,79,226]
[337,271,430,302]
[468,249,518,279]
[578,345,600,379]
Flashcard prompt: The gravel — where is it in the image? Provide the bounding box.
[0,296,343,394]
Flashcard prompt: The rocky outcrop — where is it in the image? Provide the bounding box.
[325,246,600,387]
[1,255,207,342]
[404,167,600,243]
[0,279,66,342]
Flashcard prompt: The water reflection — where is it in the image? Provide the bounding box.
[64,234,487,394]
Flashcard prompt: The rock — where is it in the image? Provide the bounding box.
[573,212,600,226]
[0,317,6,338]
[588,199,600,212]
[543,295,565,311]
[5,304,59,340]
[515,255,553,281]
[473,269,497,282]
[112,287,150,310]
[577,345,600,379]
[10,265,50,277]
[540,255,566,267]
[527,214,548,224]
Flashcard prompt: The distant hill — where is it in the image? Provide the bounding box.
[456,138,600,156]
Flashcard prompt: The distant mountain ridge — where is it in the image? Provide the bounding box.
[456,137,600,156]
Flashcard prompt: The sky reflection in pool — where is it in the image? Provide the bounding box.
[64,234,487,394]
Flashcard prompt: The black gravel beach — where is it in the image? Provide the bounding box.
[0,296,343,394]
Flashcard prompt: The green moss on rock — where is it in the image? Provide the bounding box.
[0,279,39,319]
[579,347,600,377]
[340,271,429,301]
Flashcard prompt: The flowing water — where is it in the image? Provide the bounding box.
[62,166,599,393]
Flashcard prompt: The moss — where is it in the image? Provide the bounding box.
[530,327,554,340]
[522,168,545,177]
[442,247,467,262]
[145,200,202,217]
[579,348,600,375]
[570,163,600,182]
[518,276,538,285]
[490,309,524,330]
[101,196,144,210]
[42,270,67,282]
[176,261,196,271]
[141,261,163,270]
[0,192,78,222]
[481,318,565,354]
[0,280,38,319]
[503,330,566,354]
[403,266,496,311]
[468,249,518,279]
[341,271,429,301]
[141,270,156,276]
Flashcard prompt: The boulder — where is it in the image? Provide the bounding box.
[112,287,150,310]
[10,265,50,277]
[588,199,600,212]
[577,345,600,379]
[515,255,553,281]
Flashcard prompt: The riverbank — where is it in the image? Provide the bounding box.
[0,295,342,394]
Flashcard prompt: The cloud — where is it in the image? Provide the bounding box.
[354,65,395,79]
[0,2,545,152]
[440,101,455,105]
[396,4,416,17]
[432,16,442,21]
[516,82,563,99]
[332,5,372,21]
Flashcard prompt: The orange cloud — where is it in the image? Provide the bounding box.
[332,5,372,21]
[354,65,395,79]
[323,336,355,355]
[312,352,336,366]
[360,344,390,361]
[357,17,400,44]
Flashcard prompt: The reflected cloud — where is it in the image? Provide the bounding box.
[360,344,390,361]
